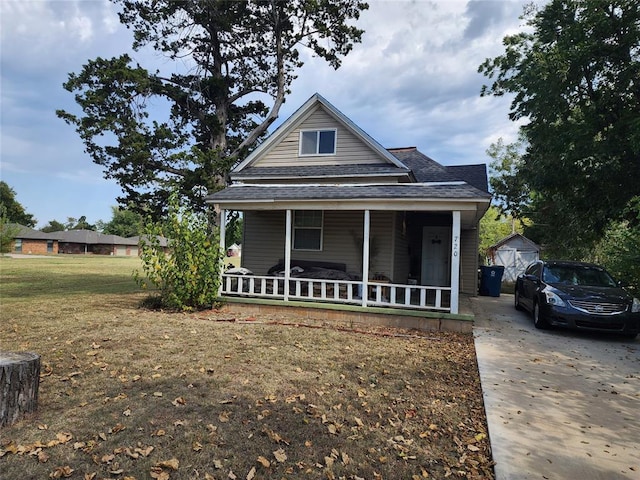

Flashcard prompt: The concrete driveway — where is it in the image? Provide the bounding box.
[472,294,640,480]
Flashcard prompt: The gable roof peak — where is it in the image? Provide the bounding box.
[233,93,407,172]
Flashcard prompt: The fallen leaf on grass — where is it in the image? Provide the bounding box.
[38,450,50,463]
[49,466,74,478]
[273,449,287,463]
[157,458,180,470]
[110,423,126,434]
[257,456,270,468]
[84,473,96,480]
[56,432,73,444]
[172,397,186,407]
[150,467,170,480]
[246,466,256,480]
[193,442,203,452]
[134,445,154,457]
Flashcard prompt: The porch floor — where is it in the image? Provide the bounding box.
[215,294,475,334]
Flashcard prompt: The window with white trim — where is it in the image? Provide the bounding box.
[293,210,323,250]
[299,129,336,156]
[14,239,22,253]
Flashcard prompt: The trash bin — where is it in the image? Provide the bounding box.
[479,265,505,297]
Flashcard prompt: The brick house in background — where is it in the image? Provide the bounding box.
[56,230,139,256]
[9,225,59,255]
[7,226,150,256]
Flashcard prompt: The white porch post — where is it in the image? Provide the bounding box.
[450,211,461,314]
[361,210,370,307]
[284,209,292,301]
[217,208,227,297]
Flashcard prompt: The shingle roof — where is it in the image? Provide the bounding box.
[55,229,137,245]
[208,182,490,202]
[388,147,453,183]
[231,164,412,180]
[10,224,59,240]
[446,164,489,193]
[388,148,489,193]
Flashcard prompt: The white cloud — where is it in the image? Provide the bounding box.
[1,0,538,225]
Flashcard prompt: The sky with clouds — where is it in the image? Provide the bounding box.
[1,0,536,228]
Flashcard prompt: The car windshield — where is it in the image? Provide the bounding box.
[542,265,617,287]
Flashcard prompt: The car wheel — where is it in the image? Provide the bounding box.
[533,302,549,329]
[514,288,523,311]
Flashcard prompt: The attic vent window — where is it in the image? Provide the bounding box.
[300,129,336,156]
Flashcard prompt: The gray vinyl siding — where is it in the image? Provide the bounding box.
[242,211,286,275]
[392,212,410,283]
[242,210,394,278]
[368,211,393,278]
[460,228,479,294]
[255,107,388,167]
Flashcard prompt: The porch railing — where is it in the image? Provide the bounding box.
[221,274,451,312]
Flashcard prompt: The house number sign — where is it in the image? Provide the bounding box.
[453,235,459,257]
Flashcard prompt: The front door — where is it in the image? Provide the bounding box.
[421,227,450,286]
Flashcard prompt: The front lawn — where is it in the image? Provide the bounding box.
[0,256,494,479]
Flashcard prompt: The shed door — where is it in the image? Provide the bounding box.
[421,227,450,286]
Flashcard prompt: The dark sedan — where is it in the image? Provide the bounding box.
[515,260,640,339]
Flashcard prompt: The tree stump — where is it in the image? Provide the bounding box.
[0,351,41,427]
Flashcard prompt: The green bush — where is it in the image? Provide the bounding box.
[594,197,640,292]
[134,193,223,310]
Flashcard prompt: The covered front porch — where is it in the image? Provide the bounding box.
[216,204,478,315]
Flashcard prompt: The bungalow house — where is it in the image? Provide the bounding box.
[207,94,491,316]
[8,225,58,254]
[56,230,139,256]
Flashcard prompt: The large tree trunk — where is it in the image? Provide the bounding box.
[0,351,41,427]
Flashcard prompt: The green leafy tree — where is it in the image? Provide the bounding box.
[0,181,36,227]
[593,197,640,291]
[98,206,142,237]
[224,211,243,248]
[486,137,529,221]
[479,205,526,259]
[57,0,368,219]
[40,220,66,233]
[0,209,20,254]
[479,0,640,256]
[134,193,222,310]
[65,216,96,231]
